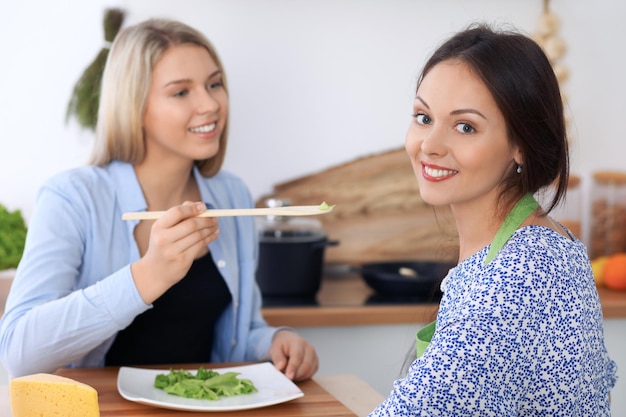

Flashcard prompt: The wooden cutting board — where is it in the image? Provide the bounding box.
[256,148,459,265]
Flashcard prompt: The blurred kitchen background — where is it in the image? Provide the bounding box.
[3,0,625,231]
[1,0,625,413]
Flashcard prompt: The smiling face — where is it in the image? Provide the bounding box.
[405,59,521,211]
[142,44,228,166]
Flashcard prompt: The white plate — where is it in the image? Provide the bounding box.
[117,362,303,411]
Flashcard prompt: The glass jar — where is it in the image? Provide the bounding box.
[589,171,626,259]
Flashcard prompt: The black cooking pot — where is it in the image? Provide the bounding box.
[360,260,456,299]
[255,215,338,298]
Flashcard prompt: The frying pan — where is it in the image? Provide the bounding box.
[359,260,455,299]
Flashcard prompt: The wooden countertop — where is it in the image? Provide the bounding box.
[261,270,626,327]
[261,272,440,327]
[2,270,626,329]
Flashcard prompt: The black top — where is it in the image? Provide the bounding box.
[105,252,232,366]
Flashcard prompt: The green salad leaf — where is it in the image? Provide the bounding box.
[154,367,257,400]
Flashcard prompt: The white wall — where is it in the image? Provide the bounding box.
[4,0,626,224]
[1,0,624,412]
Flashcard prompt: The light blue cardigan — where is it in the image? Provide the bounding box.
[0,160,278,377]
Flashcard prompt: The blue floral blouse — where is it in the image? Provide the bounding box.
[370,225,617,416]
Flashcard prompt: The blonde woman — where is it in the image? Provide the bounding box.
[0,18,318,381]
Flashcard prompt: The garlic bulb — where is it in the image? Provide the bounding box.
[537,11,560,36]
[544,37,567,62]
[553,64,570,84]
[534,1,573,141]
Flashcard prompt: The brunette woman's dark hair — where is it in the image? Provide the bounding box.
[416,23,569,213]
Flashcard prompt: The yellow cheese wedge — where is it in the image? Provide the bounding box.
[10,373,100,417]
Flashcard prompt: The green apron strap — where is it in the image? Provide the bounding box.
[416,320,436,358]
[415,193,538,358]
[483,193,538,266]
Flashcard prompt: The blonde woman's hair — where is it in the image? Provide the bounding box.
[90,18,229,177]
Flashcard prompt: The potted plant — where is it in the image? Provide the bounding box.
[66,8,125,131]
[0,203,27,277]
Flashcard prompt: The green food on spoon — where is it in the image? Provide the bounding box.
[319,201,335,211]
[154,367,257,400]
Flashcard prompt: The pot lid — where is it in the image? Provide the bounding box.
[256,198,326,241]
[256,216,326,240]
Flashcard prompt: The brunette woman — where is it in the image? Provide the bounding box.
[370,24,616,416]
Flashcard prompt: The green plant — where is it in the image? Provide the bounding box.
[65,8,125,131]
[0,203,27,270]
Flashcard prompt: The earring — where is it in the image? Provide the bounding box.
[516,165,522,174]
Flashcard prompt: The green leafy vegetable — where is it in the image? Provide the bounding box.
[154,367,257,400]
[319,201,335,211]
[0,203,27,270]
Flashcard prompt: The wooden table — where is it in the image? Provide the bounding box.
[0,363,383,416]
